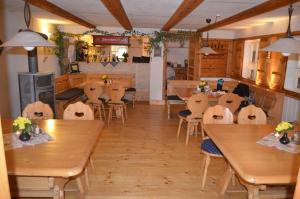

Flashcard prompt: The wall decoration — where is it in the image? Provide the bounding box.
[69,62,80,73]
[154,46,162,57]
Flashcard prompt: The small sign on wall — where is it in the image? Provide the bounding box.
[154,45,161,57]
[93,35,129,45]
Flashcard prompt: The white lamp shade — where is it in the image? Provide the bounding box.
[261,37,300,54]
[0,30,55,48]
[198,46,217,55]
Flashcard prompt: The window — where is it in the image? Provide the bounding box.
[242,39,260,81]
[111,45,128,60]
[284,54,300,93]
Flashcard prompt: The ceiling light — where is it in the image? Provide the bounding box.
[261,3,300,57]
[198,18,217,55]
[0,1,55,51]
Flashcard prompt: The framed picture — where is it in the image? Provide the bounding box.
[154,45,161,57]
[69,62,80,73]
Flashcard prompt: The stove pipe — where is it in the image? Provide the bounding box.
[27,48,38,73]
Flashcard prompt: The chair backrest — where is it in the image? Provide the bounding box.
[22,101,53,120]
[203,105,233,124]
[218,93,244,113]
[63,101,94,120]
[237,105,267,124]
[108,84,125,103]
[186,93,208,119]
[84,81,104,103]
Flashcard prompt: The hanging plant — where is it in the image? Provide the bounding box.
[51,26,201,73]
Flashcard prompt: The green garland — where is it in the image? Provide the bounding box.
[50,26,201,74]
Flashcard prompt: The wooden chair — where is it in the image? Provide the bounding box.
[218,93,244,114]
[63,101,94,191]
[84,81,106,121]
[125,87,136,108]
[294,168,300,199]
[107,84,127,126]
[167,95,185,119]
[200,105,233,189]
[177,93,208,145]
[63,101,94,120]
[22,101,53,119]
[237,105,267,124]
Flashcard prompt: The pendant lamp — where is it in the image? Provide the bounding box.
[0,1,55,51]
[199,18,217,55]
[261,3,300,56]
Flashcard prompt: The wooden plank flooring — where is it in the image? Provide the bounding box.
[81,103,246,199]
[22,103,248,198]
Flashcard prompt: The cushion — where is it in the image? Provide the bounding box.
[121,97,129,104]
[56,88,84,100]
[125,87,136,92]
[178,109,191,117]
[167,95,182,101]
[201,139,222,155]
[98,97,106,103]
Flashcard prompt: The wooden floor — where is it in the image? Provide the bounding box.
[70,103,247,199]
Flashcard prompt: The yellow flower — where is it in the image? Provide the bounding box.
[13,116,31,131]
[101,75,108,80]
[275,121,293,133]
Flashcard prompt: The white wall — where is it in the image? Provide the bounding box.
[150,44,164,102]
[234,16,300,39]
[167,48,188,67]
[3,10,59,117]
[282,96,300,122]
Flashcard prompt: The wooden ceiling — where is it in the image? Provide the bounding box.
[26,0,96,29]
[198,0,300,32]
[161,0,204,31]
[100,0,132,30]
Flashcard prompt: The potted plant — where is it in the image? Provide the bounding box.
[197,80,207,92]
[101,74,108,84]
[13,117,32,141]
[122,52,129,63]
[275,121,294,144]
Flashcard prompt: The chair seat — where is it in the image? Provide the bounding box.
[178,109,191,117]
[121,98,129,104]
[125,87,136,92]
[167,95,182,101]
[98,97,107,103]
[201,139,222,155]
[56,88,84,100]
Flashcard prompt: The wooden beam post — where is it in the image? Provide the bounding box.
[26,0,96,29]
[100,0,132,30]
[198,0,300,32]
[162,0,204,31]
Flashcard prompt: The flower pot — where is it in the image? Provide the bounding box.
[104,79,107,84]
[279,132,290,145]
[19,132,31,142]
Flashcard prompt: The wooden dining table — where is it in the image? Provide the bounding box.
[203,124,300,199]
[2,119,104,199]
[174,87,223,102]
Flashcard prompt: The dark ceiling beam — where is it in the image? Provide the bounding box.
[26,0,96,29]
[162,0,204,31]
[100,0,132,30]
[198,0,300,32]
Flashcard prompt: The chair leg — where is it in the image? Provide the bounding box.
[89,156,95,170]
[177,118,183,137]
[186,123,192,145]
[101,103,106,121]
[84,168,90,188]
[123,104,128,120]
[201,154,211,189]
[107,106,112,126]
[121,107,125,126]
[132,94,135,108]
[97,105,102,121]
[167,103,171,119]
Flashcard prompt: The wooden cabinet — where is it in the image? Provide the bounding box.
[174,67,187,80]
[199,39,232,77]
[188,36,201,80]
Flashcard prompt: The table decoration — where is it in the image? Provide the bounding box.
[197,80,207,92]
[12,117,32,141]
[275,121,294,144]
[101,74,108,84]
[257,132,300,154]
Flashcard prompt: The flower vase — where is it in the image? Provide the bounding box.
[19,131,31,142]
[279,132,290,145]
[104,79,107,84]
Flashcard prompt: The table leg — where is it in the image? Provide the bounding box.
[244,184,260,199]
[76,171,89,196]
[217,164,234,195]
[53,177,68,199]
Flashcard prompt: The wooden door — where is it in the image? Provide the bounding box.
[0,117,11,199]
